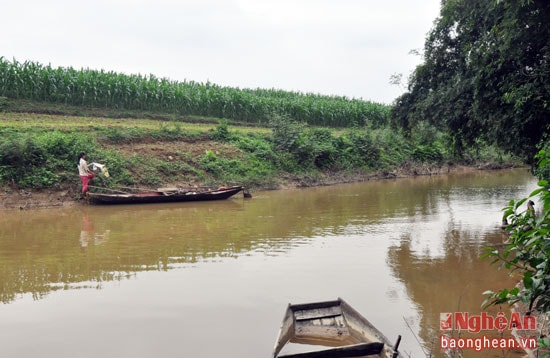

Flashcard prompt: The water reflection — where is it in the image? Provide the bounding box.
[388,229,522,357]
[0,199,303,303]
[80,215,110,250]
[0,168,540,358]
[0,170,537,304]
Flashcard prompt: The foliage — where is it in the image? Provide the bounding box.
[0,96,7,111]
[483,149,550,338]
[484,185,550,312]
[232,132,275,162]
[270,114,342,169]
[410,144,444,163]
[0,134,46,186]
[211,120,230,142]
[199,150,248,182]
[98,122,197,144]
[391,0,550,161]
[0,111,523,191]
[533,142,550,181]
[0,130,138,189]
[336,129,381,169]
[157,121,184,140]
[269,113,306,153]
[300,128,337,169]
[0,57,390,128]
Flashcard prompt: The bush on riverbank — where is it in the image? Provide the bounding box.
[484,147,550,355]
[0,57,524,193]
[0,110,521,193]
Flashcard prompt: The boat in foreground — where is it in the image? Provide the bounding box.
[273,297,401,358]
[87,185,247,205]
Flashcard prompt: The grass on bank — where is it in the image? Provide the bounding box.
[0,107,522,196]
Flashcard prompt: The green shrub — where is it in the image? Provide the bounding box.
[100,127,143,144]
[411,144,444,163]
[211,120,230,142]
[533,143,550,181]
[0,96,7,111]
[233,133,275,161]
[298,128,337,169]
[157,122,183,140]
[270,113,306,153]
[484,169,550,316]
[341,130,381,168]
[17,167,60,188]
[0,134,50,186]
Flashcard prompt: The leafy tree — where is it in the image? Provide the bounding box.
[391,0,550,161]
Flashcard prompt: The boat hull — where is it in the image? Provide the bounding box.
[273,298,400,358]
[87,186,244,205]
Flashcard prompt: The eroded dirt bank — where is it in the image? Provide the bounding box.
[0,164,516,210]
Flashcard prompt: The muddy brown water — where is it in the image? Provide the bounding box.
[0,169,539,358]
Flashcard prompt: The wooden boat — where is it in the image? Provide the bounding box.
[273,297,401,358]
[87,185,247,205]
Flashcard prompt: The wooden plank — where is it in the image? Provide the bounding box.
[297,316,346,328]
[295,306,342,321]
[290,300,342,312]
[157,187,179,192]
[277,342,384,358]
[273,306,297,358]
[295,320,350,339]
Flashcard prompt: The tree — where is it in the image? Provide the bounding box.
[391,0,550,161]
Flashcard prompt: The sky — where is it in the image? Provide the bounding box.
[2,0,441,104]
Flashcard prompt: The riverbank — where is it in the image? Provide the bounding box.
[0,109,523,211]
[0,163,517,210]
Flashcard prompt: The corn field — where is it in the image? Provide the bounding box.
[0,57,390,128]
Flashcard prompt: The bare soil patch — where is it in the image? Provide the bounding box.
[109,140,243,160]
[0,187,78,210]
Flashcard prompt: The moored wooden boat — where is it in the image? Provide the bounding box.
[273,297,401,358]
[87,185,247,205]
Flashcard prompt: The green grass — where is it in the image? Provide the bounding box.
[0,111,268,134]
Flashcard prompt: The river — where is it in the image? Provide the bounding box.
[0,168,539,358]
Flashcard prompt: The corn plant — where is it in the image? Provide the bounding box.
[0,57,391,128]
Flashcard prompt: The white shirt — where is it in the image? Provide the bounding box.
[78,158,89,176]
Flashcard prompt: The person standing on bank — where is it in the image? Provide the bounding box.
[77,152,94,195]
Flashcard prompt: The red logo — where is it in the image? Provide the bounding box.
[440,312,453,330]
[440,312,536,333]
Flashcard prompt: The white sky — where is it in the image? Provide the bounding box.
[2,0,440,104]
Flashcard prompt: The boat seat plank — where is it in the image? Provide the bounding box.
[295,306,342,321]
[295,321,350,339]
[156,187,179,192]
[277,342,384,358]
[296,316,346,328]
